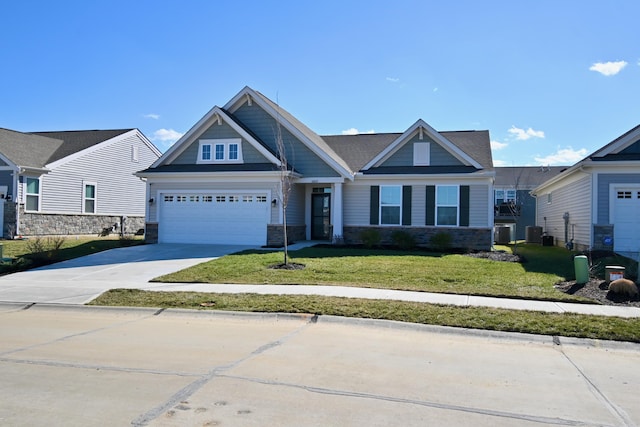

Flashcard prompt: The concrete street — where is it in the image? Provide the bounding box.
[0,304,638,426]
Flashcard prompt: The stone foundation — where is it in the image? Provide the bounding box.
[343,225,492,251]
[267,224,307,247]
[17,207,145,237]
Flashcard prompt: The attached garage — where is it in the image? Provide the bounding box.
[158,192,270,245]
[612,187,640,253]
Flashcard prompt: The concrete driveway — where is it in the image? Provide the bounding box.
[0,243,253,304]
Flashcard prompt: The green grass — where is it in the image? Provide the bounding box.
[0,236,144,275]
[155,244,588,302]
[90,289,640,343]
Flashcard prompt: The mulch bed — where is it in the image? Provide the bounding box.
[555,279,640,307]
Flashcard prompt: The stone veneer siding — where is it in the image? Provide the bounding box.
[267,224,307,247]
[343,226,492,251]
[17,206,145,237]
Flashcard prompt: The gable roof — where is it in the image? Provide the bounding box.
[152,105,282,169]
[588,123,640,159]
[226,87,354,178]
[31,129,132,164]
[322,129,492,172]
[0,128,147,171]
[361,119,486,170]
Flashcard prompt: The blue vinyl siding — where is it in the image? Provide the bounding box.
[233,103,339,177]
[381,134,463,167]
[173,122,270,164]
[597,173,640,223]
[620,140,640,154]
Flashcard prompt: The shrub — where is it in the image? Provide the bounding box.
[25,236,66,263]
[430,232,452,252]
[391,231,416,250]
[360,229,381,249]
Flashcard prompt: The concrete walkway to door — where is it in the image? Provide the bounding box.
[0,243,253,304]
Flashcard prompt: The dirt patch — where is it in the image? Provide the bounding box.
[464,251,523,263]
[268,263,306,270]
[555,279,640,307]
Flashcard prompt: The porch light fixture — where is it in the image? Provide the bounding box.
[271,198,277,207]
[148,198,155,204]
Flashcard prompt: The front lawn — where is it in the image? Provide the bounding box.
[154,244,587,302]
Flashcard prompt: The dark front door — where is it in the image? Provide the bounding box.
[311,193,331,240]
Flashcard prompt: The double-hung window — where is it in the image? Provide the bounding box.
[380,186,402,225]
[198,139,243,163]
[83,182,97,214]
[436,185,458,226]
[25,177,40,212]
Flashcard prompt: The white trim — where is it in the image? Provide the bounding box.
[46,129,160,169]
[413,142,430,166]
[591,124,640,158]
[197,138,243,164]
[362,119,483,170]
[24,176,41,212]
[153,106,281,168]
[379,185,402,226]
[296,177,346,184]
[82,181,97,214]
[609,183,640,224]
[436,184,460,227]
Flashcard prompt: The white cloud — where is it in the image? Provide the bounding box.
[534,147,588,165]
[589,61,627,76]
[491,140,508,150]
[152,128,184,142]
[143,113,160,120]
[508,126,545,140]
[386,77,400,83]
[341,128,375,135]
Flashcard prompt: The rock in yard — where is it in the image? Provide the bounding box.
[607,278,639,300]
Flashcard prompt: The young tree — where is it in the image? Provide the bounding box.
[274,107,293,265]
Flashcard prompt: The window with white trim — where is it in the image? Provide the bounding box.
[495,188,516,204]
[83,182,97,214]
[131,146,139,163]
[379,186,402,225]
[198,139,243,164]
[436,185,459,226]
[25,177,40,212]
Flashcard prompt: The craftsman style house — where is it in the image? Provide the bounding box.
[138,87,495,250]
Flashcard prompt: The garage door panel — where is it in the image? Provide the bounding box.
[159,193,269,245]
[612,189,640,253]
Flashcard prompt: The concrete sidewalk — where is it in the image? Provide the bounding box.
[142,282,640,318]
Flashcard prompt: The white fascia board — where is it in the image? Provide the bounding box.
[352,172,494,183]
[295,177,346,184]
[226,87,354,180]
[135,129,162,157]
[0,153,19,171]
[531,164,590,195]
[142,171,295,183]
[362,119,483,170]
[45,129,141,169]
[590,124,640,157]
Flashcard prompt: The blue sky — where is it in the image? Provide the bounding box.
[2,1,639,166]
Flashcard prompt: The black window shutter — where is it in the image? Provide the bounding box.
[402,186,412,225]
[370,186,379,225]
[460,185,470,227]
[425,185,435,225]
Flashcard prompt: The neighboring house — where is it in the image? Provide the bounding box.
[0,128,161,238]
[494,166,566,241]
[137,86,495,250]
[532,124,640,258]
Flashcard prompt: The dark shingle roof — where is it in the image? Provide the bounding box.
[0,128,132,168]
[322,130,493,172]
[31,129,131,163]
[494,166,567,187]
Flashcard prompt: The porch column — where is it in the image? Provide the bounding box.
[332,182,343,241]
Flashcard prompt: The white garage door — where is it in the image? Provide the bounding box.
[159,192,270,245]
[612,188,640,253]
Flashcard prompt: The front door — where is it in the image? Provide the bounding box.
[311,193,331,240]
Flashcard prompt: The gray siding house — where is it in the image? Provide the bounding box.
[532,124,640,258]
[138,87,495,250]
[494,166,566,241]
[0,128,161,237]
